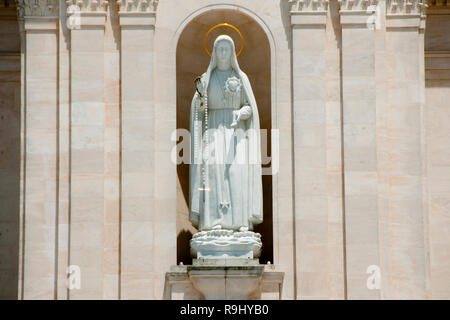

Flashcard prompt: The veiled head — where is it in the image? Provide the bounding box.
[215,40,232,67]
[202,35,243,91]
[212,35,237,71]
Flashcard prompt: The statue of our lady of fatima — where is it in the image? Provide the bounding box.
[189,34,263,258]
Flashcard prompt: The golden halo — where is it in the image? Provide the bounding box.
[204,23,244,57]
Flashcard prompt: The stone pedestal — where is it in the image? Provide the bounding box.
[168,229,281,300]
[164,262,284,300]
[189,265,264,300]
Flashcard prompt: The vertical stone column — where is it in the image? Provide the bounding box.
[339,0,380,299]
[103,1,121,300]
[418,0,431,298]
[383,0,426,299]
[325,0,346,299]
[16,0,59,299]
[374,0,390,301]
[290,0,330,299]
[67,0,108,299]
[117,0,158,299]
[152,6,177,299]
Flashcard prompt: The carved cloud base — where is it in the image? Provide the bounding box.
[190,229,262,259]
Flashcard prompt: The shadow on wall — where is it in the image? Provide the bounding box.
[177,229,194,265]
[0,4,21,300]
[176,8,273,265]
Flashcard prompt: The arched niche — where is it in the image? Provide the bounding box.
[176,8,273,265]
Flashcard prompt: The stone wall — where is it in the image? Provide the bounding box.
[0,0,449,300]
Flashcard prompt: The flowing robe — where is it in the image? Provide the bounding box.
[189,35,263,232]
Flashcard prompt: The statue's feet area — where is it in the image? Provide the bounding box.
[190,229,262,259]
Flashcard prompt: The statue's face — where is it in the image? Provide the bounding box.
[215,40,232,67]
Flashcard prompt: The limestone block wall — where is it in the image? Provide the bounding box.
[340,0,381,299]
[0,0,449,300]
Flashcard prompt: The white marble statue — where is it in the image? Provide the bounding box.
[189,34,263,246]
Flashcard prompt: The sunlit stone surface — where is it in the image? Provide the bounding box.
[0,0,449,300]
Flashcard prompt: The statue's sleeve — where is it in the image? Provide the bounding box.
[239,87,252,120]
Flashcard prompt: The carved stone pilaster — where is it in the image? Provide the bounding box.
[15,0,58,31]
[338,0,379,26]
[116,0,158,12]
[117,0,158,301]
[386,0,421,28]
[15,0,58,18]
[117,0,158,27]
[289,0,329,11]
[288,0,329,26]
[386,0,420,14]
[65,0,108,28]
[65,0,108,12]
[339,0,379,11]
